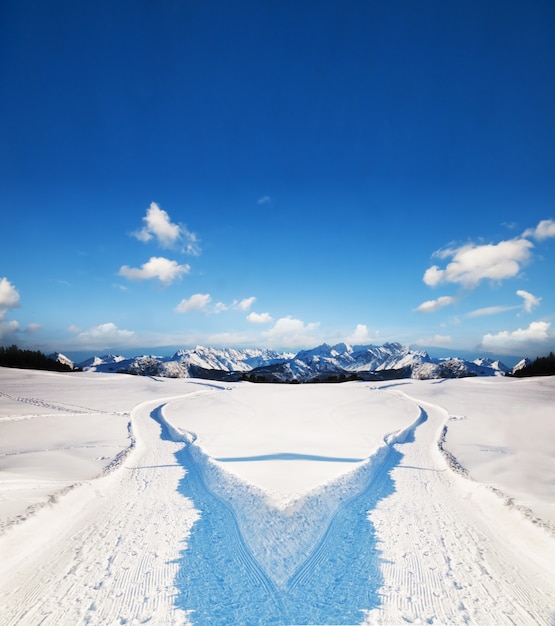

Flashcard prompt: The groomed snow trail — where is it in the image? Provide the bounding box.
[1,382,554,625]
[168,386,555,624]
[363,386,555,625]
[169,414,420,624]
[0,394,203,626]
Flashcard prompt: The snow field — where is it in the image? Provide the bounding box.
[0,369,554,624]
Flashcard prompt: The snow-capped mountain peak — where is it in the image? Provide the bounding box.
[73,343,511,382]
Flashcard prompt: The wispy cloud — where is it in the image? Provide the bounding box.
[414,334,452,347]
[176,294,257,315]
[175,293,212,313]
[480,320,553,355]
[234,296,256,311]
[416,296,455,313]
[516,289,541,313]
[467,305,518,318]
[257,196,272,205]
[467,290,541,318]
[246,311,273,324]
[118,257,191,285]
[132,202,201,255]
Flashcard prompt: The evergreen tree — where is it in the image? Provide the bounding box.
[512,352,555,377]
[0,345,73,372]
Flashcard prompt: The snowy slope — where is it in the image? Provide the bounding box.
[0,369,554,624]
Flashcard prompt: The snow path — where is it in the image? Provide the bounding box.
[364,386,555,625]
[163,386,555,624]
[0,394,202,626]
[164,404,426,624]
[0,380,554,625]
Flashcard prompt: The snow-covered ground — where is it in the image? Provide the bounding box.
[0,367,554,625]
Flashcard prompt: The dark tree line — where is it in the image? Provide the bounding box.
[0,345,73,372]
[511,352,555,378]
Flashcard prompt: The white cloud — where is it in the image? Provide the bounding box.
[423,239,533,288]
[118,257,190,285]
[416,296,455,313]
[206,332,253,347]
[247,311,273,324]
[133,202,180,246]
[0,319,19,340]
[414,334,452,347]
[481,320,553,355]
[0,277,20,319]
[522,219,555,241]
[264,316,320,347]
[76,322,135,346]
[516,289,541,313]
[133,202,201,255]
[347,324,371,344]
[466,290,541,318]
[234,296,256,311]
[175,293,212,313]
[257,196,272,205]
[467,305,518,318]
[175,294,257,315]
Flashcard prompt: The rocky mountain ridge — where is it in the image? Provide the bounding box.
[50,343,516,382]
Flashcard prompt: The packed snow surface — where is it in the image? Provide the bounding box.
[0,367,554,625]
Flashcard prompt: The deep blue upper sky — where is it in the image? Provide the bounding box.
[1,0,554,359]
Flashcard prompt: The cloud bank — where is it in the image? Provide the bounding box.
[74,323,136,348]
[481,321,553,356]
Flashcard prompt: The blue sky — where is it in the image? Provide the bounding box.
[1,0,554,361]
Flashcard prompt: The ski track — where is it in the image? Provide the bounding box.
[0,384,554,624]
[0,396,200,626]
[363,389,555,625]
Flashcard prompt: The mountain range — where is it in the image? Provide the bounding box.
[51,343,530,383]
